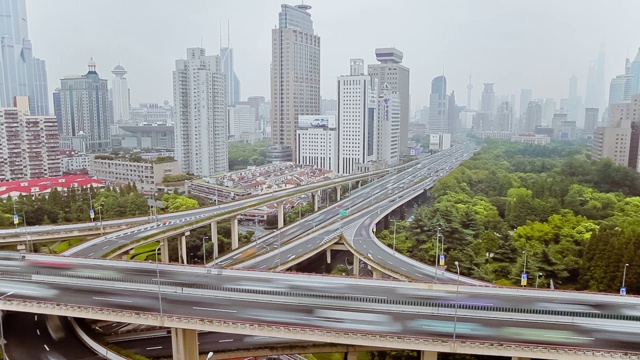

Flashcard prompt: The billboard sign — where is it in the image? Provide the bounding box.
[298,115,336,129]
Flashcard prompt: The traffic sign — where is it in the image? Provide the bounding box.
[521,273,528,286]
[90,209,95,219]
[620,287,627,295]
[13,214,18,224]
[439,254,445,266]
[340,210,348,216]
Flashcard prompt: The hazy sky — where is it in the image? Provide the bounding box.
[27,0,640,111]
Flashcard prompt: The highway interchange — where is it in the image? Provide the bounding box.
[3,142,640,358]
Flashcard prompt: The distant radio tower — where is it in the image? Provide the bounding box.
[466,74,473,109]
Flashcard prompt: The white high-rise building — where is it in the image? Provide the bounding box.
[173,48,228,176]
[221,47,240,106]
[337,59,378,175]
[228,104,256,139]
[296,115,338,173]
[427,75,448,132]
[377,84,400,166]
[268,4,321,163]
[110,64,131,124]
[368,48,410,156]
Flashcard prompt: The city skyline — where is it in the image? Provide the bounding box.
[26,0,640,110]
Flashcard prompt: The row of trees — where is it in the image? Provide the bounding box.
[0,184,205,227]
[377,141,640,293]
[228,140,269,170]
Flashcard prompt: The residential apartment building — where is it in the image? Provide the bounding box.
[89,156,180,194]
[296,115,338,173]
[60,150,90,172]
[0,97,60,181]
[228,104,257,139]
[58,60,111,151]
[268,3,321,163]
[592,94,640,169]
[173,47,228,176]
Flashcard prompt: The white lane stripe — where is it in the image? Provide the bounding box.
[92,297,132,303]
[87,252,94,257]
[36,329,40,335]
[544,334,595,340]
[146,346,163,350]
[44,345,49,351]
[219,339,234,342]
[193,307,237,313]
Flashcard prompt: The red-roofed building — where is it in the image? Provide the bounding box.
[0,175,104,198]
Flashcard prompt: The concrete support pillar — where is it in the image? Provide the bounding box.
[230,216,239,250]
[326,249,331,263]
[210,221,218,261]
[313,191,319,212]
[160,238,169,263]
[353,256,360,277]
[346,352,358,360]
[277,201,284,229]
[372,268,383,279]
[336,186,341,202]
[180,234,187,264]
[171,328,198,360]
[420,351,438,360]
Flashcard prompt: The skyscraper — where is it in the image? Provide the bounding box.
[59,59,111,152]
[519,89,532,118]
[447,91,460,134]
[494,101,514,132]
[110,64,130,124]
[368,48,410,155]
[627,47,640,96]
[268,3,321,163]
[466,74,473,109]
[584,108,599,133]
[566,74,583,125]
[427,75,448,132]
[480,83,496,113]
[173,48,228,176]
[585,45,606,110]
[337,59,378,174]
[221,47,240,105]
[0,0,49,115]
[524,101,543,132]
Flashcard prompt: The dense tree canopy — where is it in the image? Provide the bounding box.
[387,140,640,293]
[228,140,268,170]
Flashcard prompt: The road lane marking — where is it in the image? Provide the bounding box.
[92,297,132,303]
[233,254,242,259]
[193,307,237,313]
[36,329,40,335]
[219,339,233,342]
[35,315,37,321]
[415,273,424,277]
[146,346,163,350]
[544,334,595,340]
[0,266,20,270]
[260,265,267,269]
[87,252,94,257]
[0,291,14,300]
[44,345,49,351]
[288,254,295,261]
[400,267,407,271]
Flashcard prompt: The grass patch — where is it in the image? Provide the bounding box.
[126,241,160,260]
[53,238,84,254]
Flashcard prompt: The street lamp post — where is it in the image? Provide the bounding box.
[435,228,441,283]
[154,244,163,317]
[522,250,527,287]
[622,263,630,295]
[202,236,208,264]
[453,261,460,343]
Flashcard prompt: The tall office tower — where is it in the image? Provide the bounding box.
[221,47,240,106]
[268,3,320,163]
[494,101,514,132]
[519,89,532,118]
[480,83,496,113]
[447,91,460,134]
[466,74,473,109]
[377,83,400,167]
[52,88,62,134]
[628,47,640,96]
[32,58,48,115]
[0,97,60,181]
[566,74,583,125]
[368,48,410,155]
[0,0,49,115]
[542,98,556,126]
[296,115,338,173]
[110,64,130,124]
[609,74,633,107]
[337,59,378,174]
[524,101,543,132]
[584,108,599,133]
[173,47,228,176]
[427,75,448,132]
[59,59,111,152]
[585,45,606,110]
